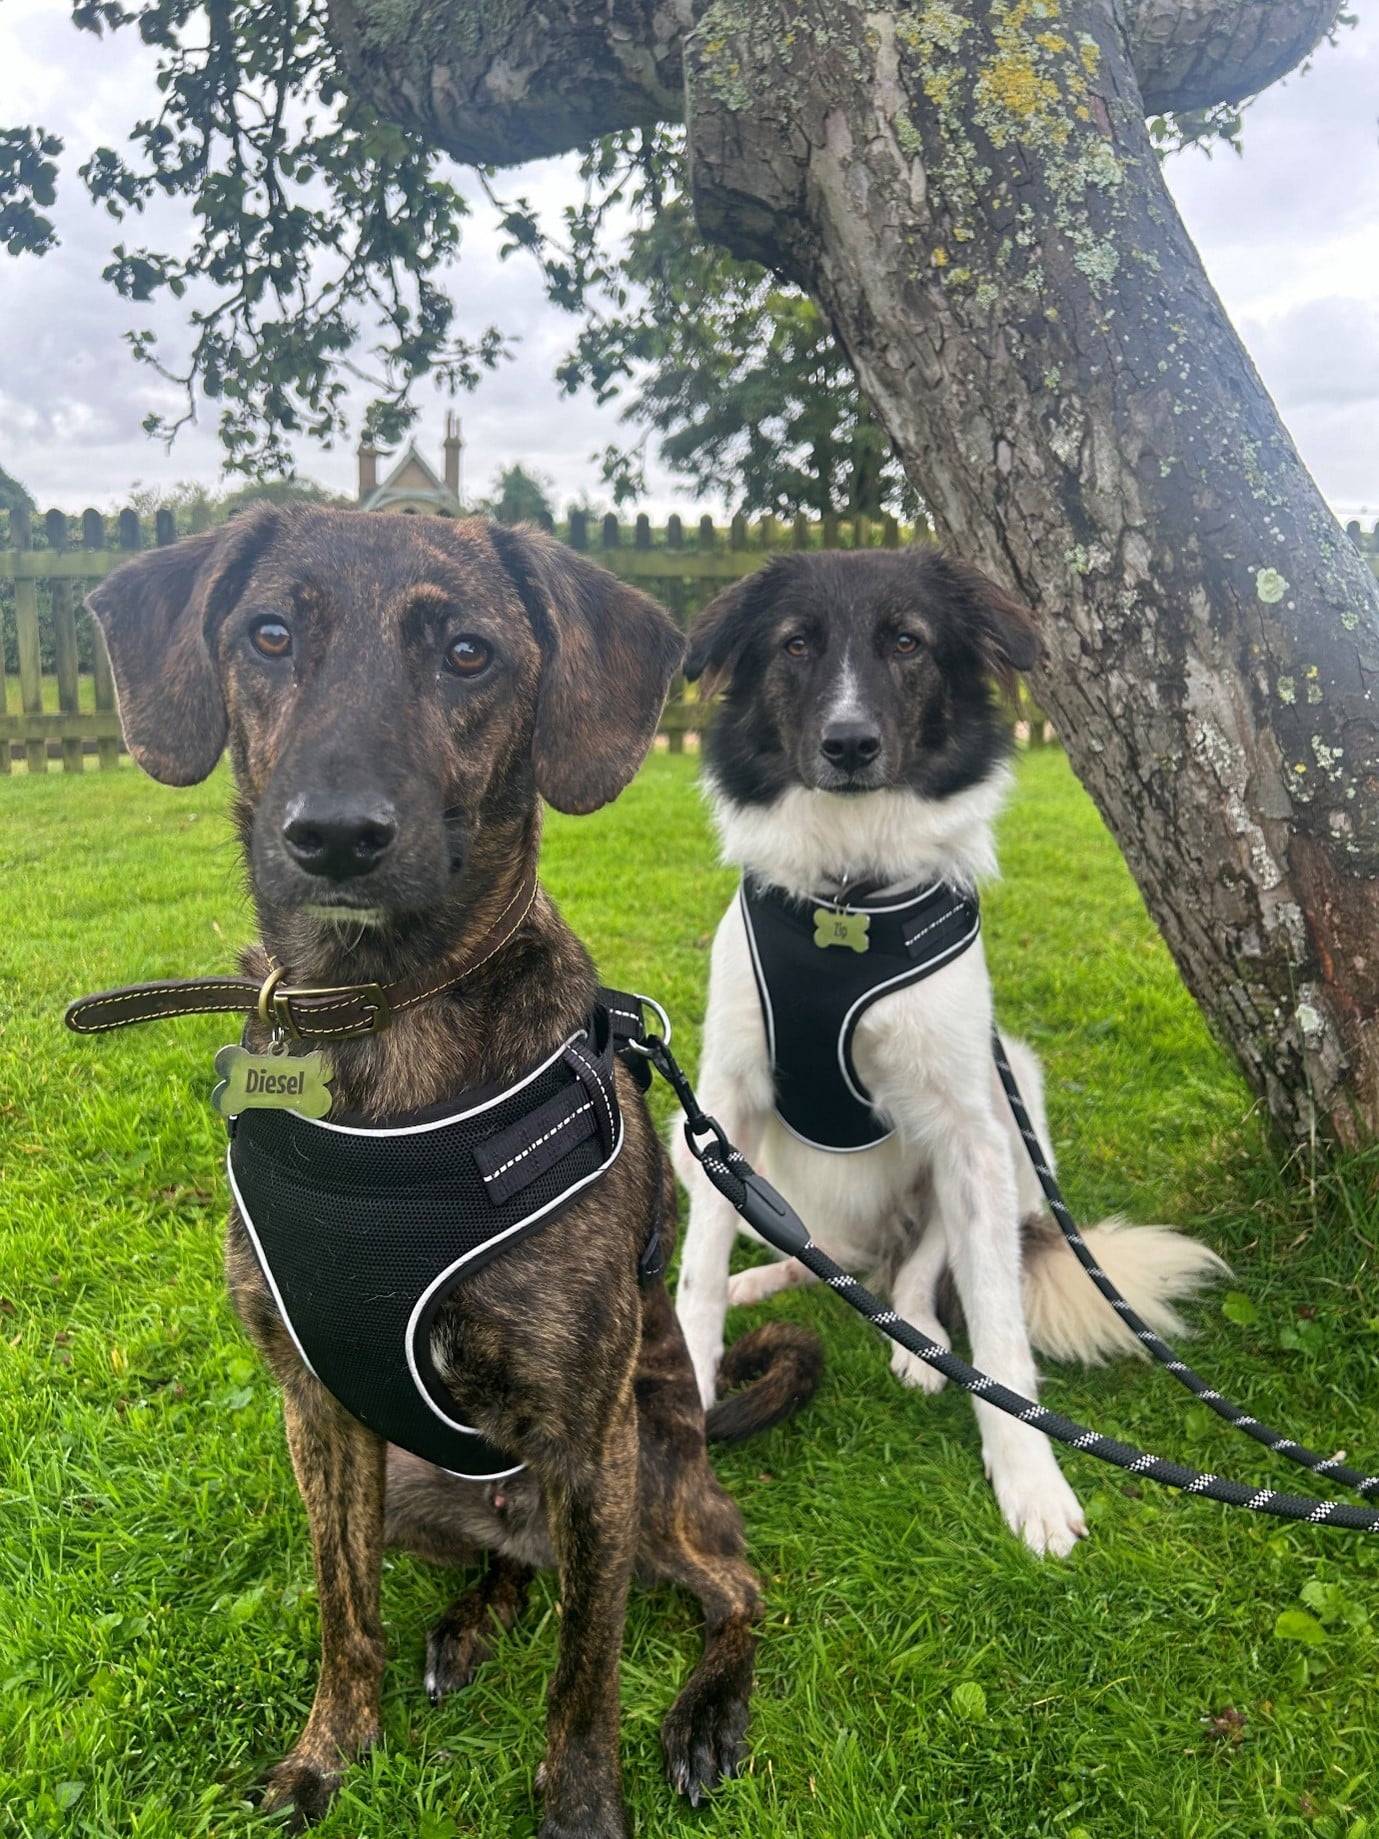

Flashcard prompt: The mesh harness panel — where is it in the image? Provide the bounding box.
[740,878,982,1151]
[228,998,644,1480]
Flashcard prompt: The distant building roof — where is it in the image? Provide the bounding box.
[361,441,462,516]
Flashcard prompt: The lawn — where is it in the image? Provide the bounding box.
[1,749,1377,1839]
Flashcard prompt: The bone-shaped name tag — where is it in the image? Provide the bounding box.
[211,1044,334,1120]
[813,909,870,953]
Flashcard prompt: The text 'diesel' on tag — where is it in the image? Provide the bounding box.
[211,1044,333,1120]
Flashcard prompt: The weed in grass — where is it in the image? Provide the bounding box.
[1,751,1376,1838]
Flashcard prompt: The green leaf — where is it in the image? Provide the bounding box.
[1222,1291,1258,1326]
[223,1583,269,1624]
[54,1782,86,1810]
[1301,1579,1368,1629]
[951,1681,987,1720]
[1273,1608,1328,1647]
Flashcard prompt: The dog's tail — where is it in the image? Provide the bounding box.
[705,1322,824,1444]
[1019,1213,1228,1365]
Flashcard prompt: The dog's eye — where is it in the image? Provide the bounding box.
[784,634,811,659]
[445,635,493,679]
[249,618,293,660]
[894,632,922,656]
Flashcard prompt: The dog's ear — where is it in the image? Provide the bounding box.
[490,523,686,815]
[686,557,796,697]
[84,508,281,786]
[920,552,1040,691]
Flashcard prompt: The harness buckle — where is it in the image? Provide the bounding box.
[257,966,393,1040]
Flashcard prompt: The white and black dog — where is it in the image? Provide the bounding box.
[672,549,1224,1557]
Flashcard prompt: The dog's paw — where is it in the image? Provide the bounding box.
[254,1757,342,1831]
[661,1678,751,1808]
[987,1452,1087,1558]
[424,1602,493,1703]
[728,1262,792,1306]
[889,1329,949,1395]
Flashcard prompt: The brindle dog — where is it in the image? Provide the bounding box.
[85,507,821,1837]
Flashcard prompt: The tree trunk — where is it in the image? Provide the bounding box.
[328,0,1379,1146]
[680,0,1379,1144]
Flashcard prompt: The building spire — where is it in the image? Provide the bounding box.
[443,411,463,505]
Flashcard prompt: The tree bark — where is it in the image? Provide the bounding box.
[328,0,1379,1146]
[327,0,1346,167]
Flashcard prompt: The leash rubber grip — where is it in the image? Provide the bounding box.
[736,1171,812,1258]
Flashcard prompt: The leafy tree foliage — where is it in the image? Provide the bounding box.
[0,464,36,519]
[2,1,505,473]
[0,128,61,256]
[219,475,351,514]
[482,465,555,525]
[0,4,1340,505]
[556,151,916,518]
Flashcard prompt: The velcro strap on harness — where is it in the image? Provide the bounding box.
[472,993,642,1208]
[473,1079,602,1206]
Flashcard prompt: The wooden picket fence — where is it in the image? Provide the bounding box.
[0,501,1065,768]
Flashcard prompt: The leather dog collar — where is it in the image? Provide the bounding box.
[65,863,540,1042]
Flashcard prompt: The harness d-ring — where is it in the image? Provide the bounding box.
[621,992,672,1056]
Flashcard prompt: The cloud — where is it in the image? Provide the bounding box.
[1164,17,1379,314]
[0,2,694,515]
[1243,297,1379,410]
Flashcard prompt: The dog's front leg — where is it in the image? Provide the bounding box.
[537,1395,640,1839]
[885,1216,953,1396]
[674,1114,761,1409]
[258,1374,387,1829]
[930,1115,1087,1559]
[673,903,773,1408]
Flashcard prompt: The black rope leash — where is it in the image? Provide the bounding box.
[640,1031,1379,1533]
[992,1029,1379,1505]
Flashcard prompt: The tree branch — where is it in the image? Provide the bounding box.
[326,0,1349,163]
[326,0,691,166]
[1125,0,1347,114]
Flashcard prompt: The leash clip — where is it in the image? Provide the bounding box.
[618,992,673,1056]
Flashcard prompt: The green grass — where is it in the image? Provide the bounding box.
[0,674,101,714]
[2,750,1378,1839]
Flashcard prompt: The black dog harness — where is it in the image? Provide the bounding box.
[227,995,654,1480]
[740,878,982,1152]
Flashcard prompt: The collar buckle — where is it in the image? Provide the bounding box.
[257,966,393,1040]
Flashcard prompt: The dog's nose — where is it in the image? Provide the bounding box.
[281,798,398,881]
[820,721,882,773]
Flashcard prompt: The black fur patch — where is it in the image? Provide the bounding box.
[687,550,1037,808]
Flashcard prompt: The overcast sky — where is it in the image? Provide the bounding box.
[1,2,1375,523]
